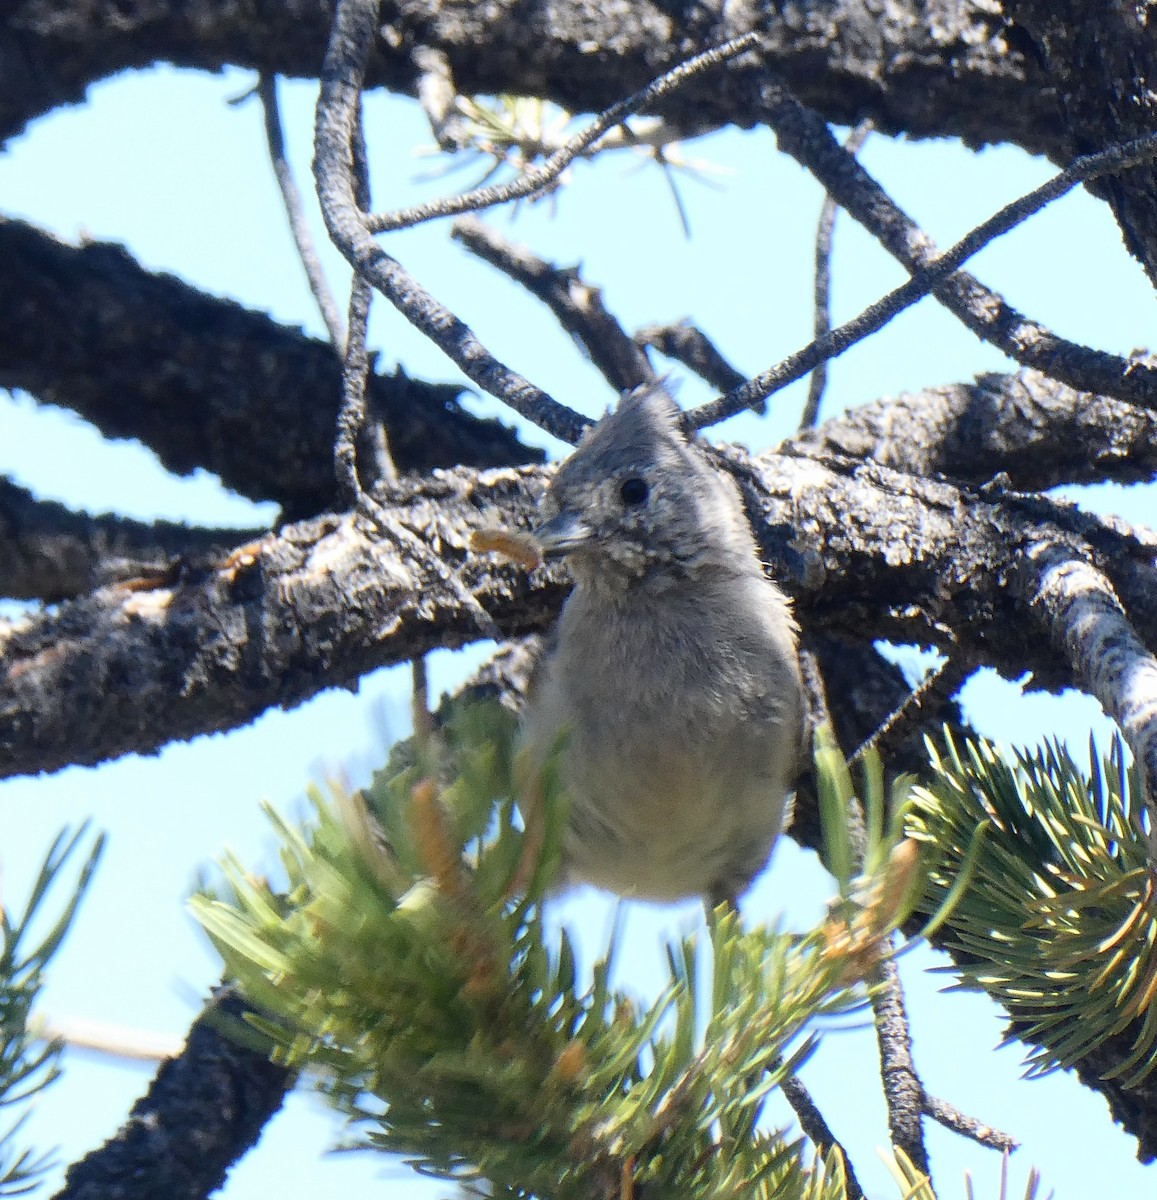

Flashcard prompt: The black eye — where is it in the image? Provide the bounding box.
[619,476,649,506]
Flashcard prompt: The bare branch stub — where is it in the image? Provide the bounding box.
[922,1094,1018,1154]
[635,320,755,406]
[453,216,653,393]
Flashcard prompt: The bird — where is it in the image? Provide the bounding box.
[517,381,807,908]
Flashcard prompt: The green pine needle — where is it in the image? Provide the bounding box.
[0,825,103,1194]
[192,703,890,1199]
[908,730,1157,1085]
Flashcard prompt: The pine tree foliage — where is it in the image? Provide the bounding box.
[0,826,103,1194]
[193,704,935,1200]
[908,731,1156,1085]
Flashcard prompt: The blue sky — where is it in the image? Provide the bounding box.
[1,61,1155,1199]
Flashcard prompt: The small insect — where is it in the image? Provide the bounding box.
[469,526,543,571]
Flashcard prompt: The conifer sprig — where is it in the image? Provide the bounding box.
[0,825,103,1194]
[908,731,1156,1085]
[192,704,899,1198]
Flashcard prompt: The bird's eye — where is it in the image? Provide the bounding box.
[619,476,649,506]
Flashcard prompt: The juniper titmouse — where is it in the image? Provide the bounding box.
[519,383,806,907]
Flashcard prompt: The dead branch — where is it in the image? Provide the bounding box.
[453,217,653,393]
[0,218,535,517]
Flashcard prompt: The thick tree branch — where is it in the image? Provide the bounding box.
[0,218,536,518]
[6,451,1156,782]
[2,2,1058,154]
[0,480,255,603]
[791,368,1157,491]
[53,989,292,1200]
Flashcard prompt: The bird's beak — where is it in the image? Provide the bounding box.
[532,510,594,558]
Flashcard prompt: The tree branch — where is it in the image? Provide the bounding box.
[1,2,1058,154]
[688,123,1157,427]
[802,121,872,430]
[256,74,346,349]
[0,480,257,604]
[313,0,589,446]
[1016,543,1157,815]
[0,218,535,518]
[870,956,932,1183]
[53,989,292,1200]
[453,217,653,394]
[6,450,1155,782]
[739,79,1157,419]
[1004,3,1157,285]
[791,368,1157,491]
[634,321,748,397]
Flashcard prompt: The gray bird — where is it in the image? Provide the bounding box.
[518,383,807,907]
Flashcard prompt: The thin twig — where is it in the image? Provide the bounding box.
[335,271,380,508]
[871,955,933,1184]
[257,73,346,348]
[411,656,434,751]
[811,648,1015,1180]
[36,1014,182,1063]
[635,321,754,405]
[313,0,588,445]
[334,97,397,507]
[452,216,653,392]
[780,1074,865,1200]
[923,1094,1018,1154]
[364,34,761,235]
[718,79,1157,421]
[689,124,1157,429]
[805,652,931,1189]
[801,121,872,430]
[848,656,971,768]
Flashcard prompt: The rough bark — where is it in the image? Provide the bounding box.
[788,367,1157,491]
[5,449,1155,781]
[1004,3,1157,285]
[0,218,537,518]
[3,2,1058,153]
[0,479,254,603]
[53,989,292,1200]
